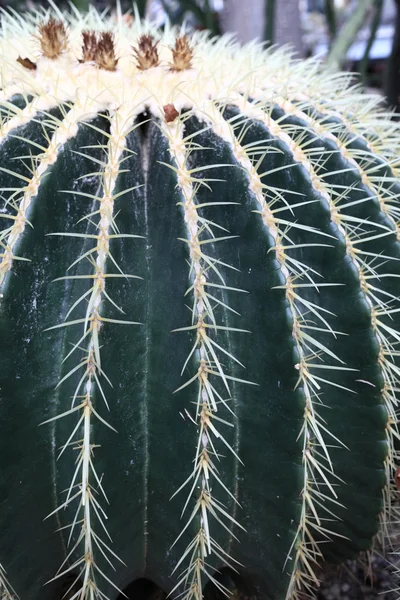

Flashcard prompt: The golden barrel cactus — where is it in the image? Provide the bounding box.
[0,6,399,600]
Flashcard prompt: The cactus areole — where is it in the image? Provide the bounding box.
[0,8,399,600]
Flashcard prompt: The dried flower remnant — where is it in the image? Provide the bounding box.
[163,103,179,123]
[38,18,68,59]
[16,56,36,70]
[170,35,193,71]
[80,30,98,63]
[95,32,118,71]
[133,34,160,70]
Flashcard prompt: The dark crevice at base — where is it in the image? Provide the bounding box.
[136,109,152,143]
[117,578,166,600]
[55,572,83,599]
[203,568,257,600]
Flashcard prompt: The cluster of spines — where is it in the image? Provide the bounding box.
[37,17,68,59]
[0,102,90,290]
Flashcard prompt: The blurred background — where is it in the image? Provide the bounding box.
[1,0,400,597]
[2,0,400,111]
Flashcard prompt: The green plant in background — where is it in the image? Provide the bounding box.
[325,0,377,69]
[0,6,400,600]
[264,0,276,47]
[160,0,220,36]
[71,0,90,14]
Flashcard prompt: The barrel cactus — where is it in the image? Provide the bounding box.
[0,5,399,600]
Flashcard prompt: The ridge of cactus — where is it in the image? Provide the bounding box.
[0,5,400,600]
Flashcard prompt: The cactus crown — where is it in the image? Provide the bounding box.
[1,5,400,600]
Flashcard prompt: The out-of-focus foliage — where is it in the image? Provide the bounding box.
[0,0,220,34]
[159,0,220,34]
[0,0,138,13]
[326,0,376,68]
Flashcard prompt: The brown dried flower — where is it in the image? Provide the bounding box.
[163,103,179,123]
[16,56,37,71]
[80,30,98,63]
[170,35,193,72]
[38,18,68,59]
[95,32,118,72]
[133,34,160,71]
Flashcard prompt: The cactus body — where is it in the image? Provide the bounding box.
[0,9,399,600]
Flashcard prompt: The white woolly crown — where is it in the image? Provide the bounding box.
[0,3,396,133]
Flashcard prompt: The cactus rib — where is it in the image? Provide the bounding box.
[42,105,145,599]
[163,113,250,600]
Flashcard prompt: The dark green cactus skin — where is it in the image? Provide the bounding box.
[0,90,396,600]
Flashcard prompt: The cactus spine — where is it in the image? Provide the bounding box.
[0,6,399,600]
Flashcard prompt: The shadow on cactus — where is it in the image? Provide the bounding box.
[0,5,399,600]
